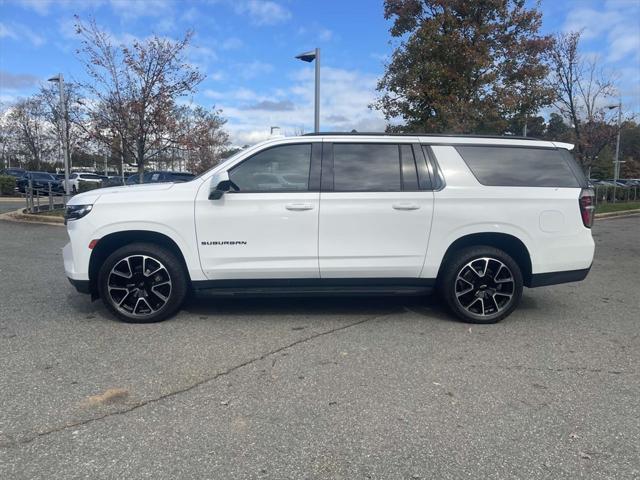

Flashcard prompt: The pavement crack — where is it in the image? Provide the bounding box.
[479,364,629,376]
[2,313,387,448]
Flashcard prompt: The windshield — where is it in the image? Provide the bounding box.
[191,148,248,181]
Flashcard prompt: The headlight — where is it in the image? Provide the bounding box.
[64,204,93,224]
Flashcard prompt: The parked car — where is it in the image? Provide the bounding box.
[124,173,141,185]
[126,171,195,185]
[16,171,64,194]
[1,167,26,178]
[64,133,595,324]
[102,176,125,188]
[64,173,104,193]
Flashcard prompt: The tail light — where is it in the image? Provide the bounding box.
[579,188,595,228]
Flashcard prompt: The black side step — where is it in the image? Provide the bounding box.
[191,278,435,297]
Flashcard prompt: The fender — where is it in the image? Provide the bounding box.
[420,221,536,279]
[91,220,207,281]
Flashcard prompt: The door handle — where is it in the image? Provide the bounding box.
[285,203,314,211]
[392,203,420,211]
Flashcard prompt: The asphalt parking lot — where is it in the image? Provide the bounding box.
[0,207,638,479]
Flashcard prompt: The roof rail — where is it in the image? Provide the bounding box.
[302,131,544,141]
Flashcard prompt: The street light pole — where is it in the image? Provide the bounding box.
[606,101,623,203]
[48,73,71,200]
[295,48,320,133]
[613,100,622,203]
[314,48,320,133]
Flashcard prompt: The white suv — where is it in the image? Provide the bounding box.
[63,134,595,324]
[65,173,104,193]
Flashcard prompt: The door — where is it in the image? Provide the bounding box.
[195,142,321,280]
[319,142,434,278]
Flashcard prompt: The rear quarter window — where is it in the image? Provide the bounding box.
[455,146,581,187]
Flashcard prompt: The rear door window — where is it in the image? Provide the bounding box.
[333,143,401,192]
[455,146,580,187]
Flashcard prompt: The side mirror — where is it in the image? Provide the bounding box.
[208,171,237,200]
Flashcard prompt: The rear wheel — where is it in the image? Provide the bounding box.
[97,243,188,323]
[440,246,523,324]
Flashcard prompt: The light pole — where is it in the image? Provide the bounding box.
[606,101,623,203]
[48,73,71,199]
[295,48,320,133]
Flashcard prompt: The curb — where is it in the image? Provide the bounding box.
[0,196,27,203]
[0,207,65,226]
[595,209,640,219]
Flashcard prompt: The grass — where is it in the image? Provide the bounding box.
[31,208,65,217]
[596,201,640,214]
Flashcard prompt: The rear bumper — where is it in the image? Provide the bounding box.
[67,277,91,294]
[527,266,591,288]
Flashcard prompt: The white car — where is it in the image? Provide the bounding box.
[63,133,595,324]
[65,173,104,193]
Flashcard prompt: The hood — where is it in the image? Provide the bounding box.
[67,182,175,206]
[99,182,176,195]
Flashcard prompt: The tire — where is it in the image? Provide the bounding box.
[72,185,77,194]
[439,246,523,324]
[97,242,188,323]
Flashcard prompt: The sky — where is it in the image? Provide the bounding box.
[0,0,639,145]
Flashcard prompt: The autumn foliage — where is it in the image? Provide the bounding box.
[375,0,555,134]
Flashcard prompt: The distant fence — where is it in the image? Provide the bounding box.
[22,179,120,213]
[24,180,66,214]
[592,185,639,204]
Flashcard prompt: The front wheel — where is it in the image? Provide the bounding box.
[97,243,188,323]
[440,246,523,324]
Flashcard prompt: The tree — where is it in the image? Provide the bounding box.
[0,103,17,169]
[374,0,555,134]
[37,82,85,171]
[619,121,640,178]
[176,105,229,174]
[549,31,619,170]
[6,97,53,170]
[544,112,572,142]
[509,115,546,138]
[74,17,204,181]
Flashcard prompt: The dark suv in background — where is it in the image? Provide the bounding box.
[1,168,26,178]
[16,172,64,194]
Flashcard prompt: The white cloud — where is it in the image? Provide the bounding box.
[108,0,173,19]
[563,1,640,64]
[234,0,291,26]
[561,0,640,112]
[221,37,243,50]
[318,28,333,42]
[12,0,57,15]
[214,67,386,145]
[208,71,225,81]
[297,24,334,43]
[8,0,172,19]
[181,7,199,22]
[0,21,45,46]
[236,60,274,80]
[0,71,40,89]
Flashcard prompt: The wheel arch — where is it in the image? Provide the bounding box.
[437,232,533,286]
[88,230,190,298]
